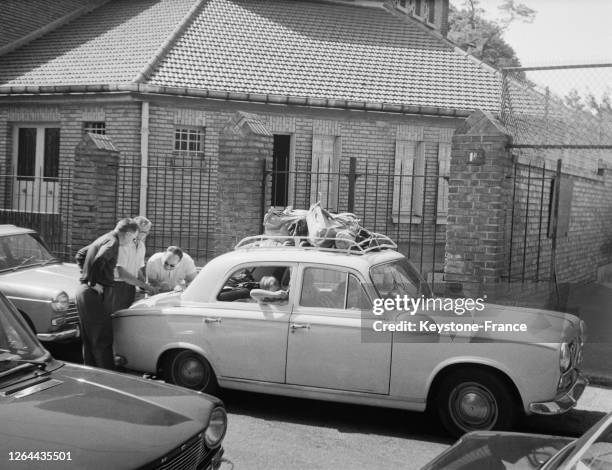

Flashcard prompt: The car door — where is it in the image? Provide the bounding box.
[195,263,294,383]
[285,264,392,394]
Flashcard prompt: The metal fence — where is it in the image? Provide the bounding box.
[0,171,73,260]
[506,160,558,283]
[116,160,216,265]
[266,156,447,285]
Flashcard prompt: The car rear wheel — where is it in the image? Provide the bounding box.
[436,368,518,437]
[164,350,218,394]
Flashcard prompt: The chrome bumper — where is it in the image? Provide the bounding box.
[37,325,80,342]
[529,373,588,415]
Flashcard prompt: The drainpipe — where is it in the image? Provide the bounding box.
[139,101,149,216]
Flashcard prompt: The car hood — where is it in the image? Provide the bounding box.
[421,431,573,470]
[0,262,81,299]
[403,302,580,344]
[2,362,221,470]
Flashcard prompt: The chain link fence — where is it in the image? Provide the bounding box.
[500,63,612,152]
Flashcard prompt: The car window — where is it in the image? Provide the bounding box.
[300,267,346,309]
[0,233,54,271]
[346,274,371,310]
[370,258,432,300]
[217,265,291,302]
[0,295,46,374]
[574,422,612,470]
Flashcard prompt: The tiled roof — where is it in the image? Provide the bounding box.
[148,0,502,111]
[0,0,198,86]
[0,0,96,49]
[0,0,503,112]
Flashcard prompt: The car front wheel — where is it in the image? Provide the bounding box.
[436,368,518,437]
[164,350,217,394]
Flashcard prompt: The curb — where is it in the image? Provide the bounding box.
[584,373,612,388]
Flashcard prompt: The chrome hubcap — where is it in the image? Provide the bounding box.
[179,358,206,387]
[449,382,497,431]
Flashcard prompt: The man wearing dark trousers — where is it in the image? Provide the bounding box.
[75,218,139,370]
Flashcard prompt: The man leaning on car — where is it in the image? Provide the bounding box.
[75,218,139,370]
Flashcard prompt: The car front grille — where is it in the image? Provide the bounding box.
[149,432,216,470]
[64,302,79,325]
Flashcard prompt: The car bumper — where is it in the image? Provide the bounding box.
[37,325,80,342]
[209,447,233,470]
[528,372,588,415]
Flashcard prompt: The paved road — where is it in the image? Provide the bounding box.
[48,342,612,470]
[218,387,611,470]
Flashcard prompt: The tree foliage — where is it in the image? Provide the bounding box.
[565,88,612,117]
[448,0,536,69]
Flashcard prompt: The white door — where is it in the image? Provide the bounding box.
[12,126,60,213]
[286,265,392,394]
[197,264,294,383]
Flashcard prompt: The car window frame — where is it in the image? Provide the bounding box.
[544,413,612,470]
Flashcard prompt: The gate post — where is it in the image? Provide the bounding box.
[72,133,120,251]
[216,112,273,256]
[444,110,513,297]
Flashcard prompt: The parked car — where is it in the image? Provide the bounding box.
[113,235,587,437]
[0,288,228,470]
[421,411,612,469]
[0,225,80,342]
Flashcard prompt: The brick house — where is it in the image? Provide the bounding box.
[1,0,611,301]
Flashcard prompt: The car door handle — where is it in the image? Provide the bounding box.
[290,323,310,330]
[204,317,222,323]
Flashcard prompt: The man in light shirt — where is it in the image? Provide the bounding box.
[112,215,154,311]
[146,246,197,293]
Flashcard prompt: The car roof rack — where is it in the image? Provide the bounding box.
[235,233,397,255]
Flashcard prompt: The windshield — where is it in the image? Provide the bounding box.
[0,294,46,374]
[370,258,432,300]
[0,233,56,271]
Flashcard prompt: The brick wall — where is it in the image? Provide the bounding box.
[0,101,142,255]
[72,134,119,250]
[1,97,460,265]
[215,111,273,254]
[444,111,513,297]
[446,109,612,306]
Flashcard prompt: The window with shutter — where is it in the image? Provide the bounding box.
[393,127,424,223]
[310,135,341,211]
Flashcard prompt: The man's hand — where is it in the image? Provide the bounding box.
[143,283,157,295]
[91,283,104,295]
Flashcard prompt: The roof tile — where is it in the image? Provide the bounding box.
[0,0,198,85]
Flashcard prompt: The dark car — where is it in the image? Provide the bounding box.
[421,412,612,469]
[0,290,229,469]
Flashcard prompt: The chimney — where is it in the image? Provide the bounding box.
[390,0,450,36]
[435,0,450,36]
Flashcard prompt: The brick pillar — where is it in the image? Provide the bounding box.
[216,112,273,255]
[72,133,119,250]
[444,110,513,297]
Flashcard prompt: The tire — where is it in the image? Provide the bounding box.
[435,368,518,437]
[164,350,218,394]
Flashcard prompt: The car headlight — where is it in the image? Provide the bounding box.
[560,342,571,372]
[51,291,70,312]
[204,407,227,448]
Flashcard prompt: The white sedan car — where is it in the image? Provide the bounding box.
[113,236,586,437]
